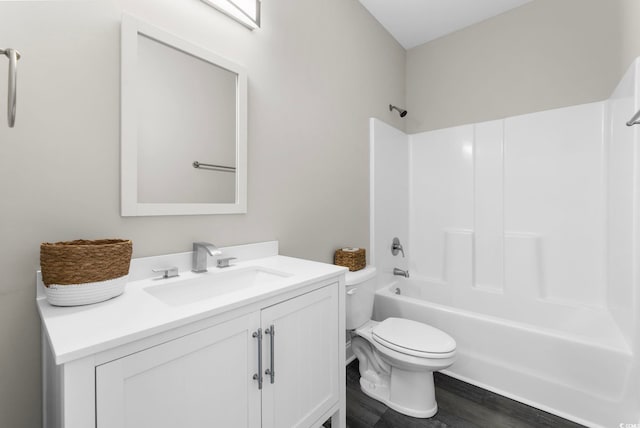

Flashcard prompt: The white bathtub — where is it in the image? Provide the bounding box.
[373,278,637,428]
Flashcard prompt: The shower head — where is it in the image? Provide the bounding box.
[389,104,407,118]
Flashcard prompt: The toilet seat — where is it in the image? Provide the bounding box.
[372,318,456,359]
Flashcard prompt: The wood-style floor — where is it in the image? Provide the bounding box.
[343,360,586,428]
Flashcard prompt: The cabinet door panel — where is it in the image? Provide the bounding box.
[261,284,339,428]
[96,312,260,428]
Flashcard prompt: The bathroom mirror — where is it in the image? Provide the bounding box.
[120,14,247,216]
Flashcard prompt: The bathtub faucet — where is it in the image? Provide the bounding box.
[393,268,409,278]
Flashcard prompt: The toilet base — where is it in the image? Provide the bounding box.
[351,322,454,419]
[359,368,438,418]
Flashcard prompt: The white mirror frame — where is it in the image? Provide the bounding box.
[120,14,248,216]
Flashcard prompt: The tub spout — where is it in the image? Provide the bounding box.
[393,268,409,278]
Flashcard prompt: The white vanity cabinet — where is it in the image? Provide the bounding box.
[94,285,339,428]
[95,312,262,428]
[40,248,347,428]
[261,285,339,428]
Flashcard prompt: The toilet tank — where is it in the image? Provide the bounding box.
[345,266,377,330]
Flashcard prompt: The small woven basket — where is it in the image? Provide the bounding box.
[334,248,366,272]
[40,239,133,286]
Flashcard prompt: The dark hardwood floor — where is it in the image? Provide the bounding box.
[343,360,585,428]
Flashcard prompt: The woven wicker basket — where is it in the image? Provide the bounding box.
[40,239,133,286]
[334,248,366,271]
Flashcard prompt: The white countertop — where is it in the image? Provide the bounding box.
[37,241,346,365]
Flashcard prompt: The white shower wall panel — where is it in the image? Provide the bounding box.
[605,59,638,344]
[504,102,606,306]
[474,120,505,292]
[409,125,473,283]
[370,118,409,287]
[408,102,625,343]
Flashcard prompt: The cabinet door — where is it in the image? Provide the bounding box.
[261,284,340,428]
[96,312,261,428]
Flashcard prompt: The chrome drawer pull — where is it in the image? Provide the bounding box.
[252,329,263,389]
[265,325,275,384]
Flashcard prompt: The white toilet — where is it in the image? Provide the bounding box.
[346,266,456,418]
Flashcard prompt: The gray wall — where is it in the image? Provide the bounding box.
[406,0,640,133]
[621,0,640,72]
[0,0,405,426]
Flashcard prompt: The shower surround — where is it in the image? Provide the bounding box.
[369,59,640,427]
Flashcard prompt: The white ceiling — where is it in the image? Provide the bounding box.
[359,0,533,50]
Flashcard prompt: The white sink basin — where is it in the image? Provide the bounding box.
[144,267,292,306]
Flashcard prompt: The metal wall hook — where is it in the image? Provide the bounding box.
[0,48,20,128]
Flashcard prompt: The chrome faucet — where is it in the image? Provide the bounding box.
[393,268,409,278]
[192,242,222,273]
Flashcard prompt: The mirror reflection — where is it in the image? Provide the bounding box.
[137,34,237,204]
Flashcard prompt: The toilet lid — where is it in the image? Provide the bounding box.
[372,318,456,355]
